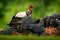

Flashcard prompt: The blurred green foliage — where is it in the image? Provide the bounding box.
[0,35,60,40]
[0,0,60,28]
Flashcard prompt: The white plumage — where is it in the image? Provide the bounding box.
[15,12,27,18]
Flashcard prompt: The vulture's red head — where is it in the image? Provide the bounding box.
[29,4,34,10]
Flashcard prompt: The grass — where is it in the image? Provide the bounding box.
[0,35,60,40]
